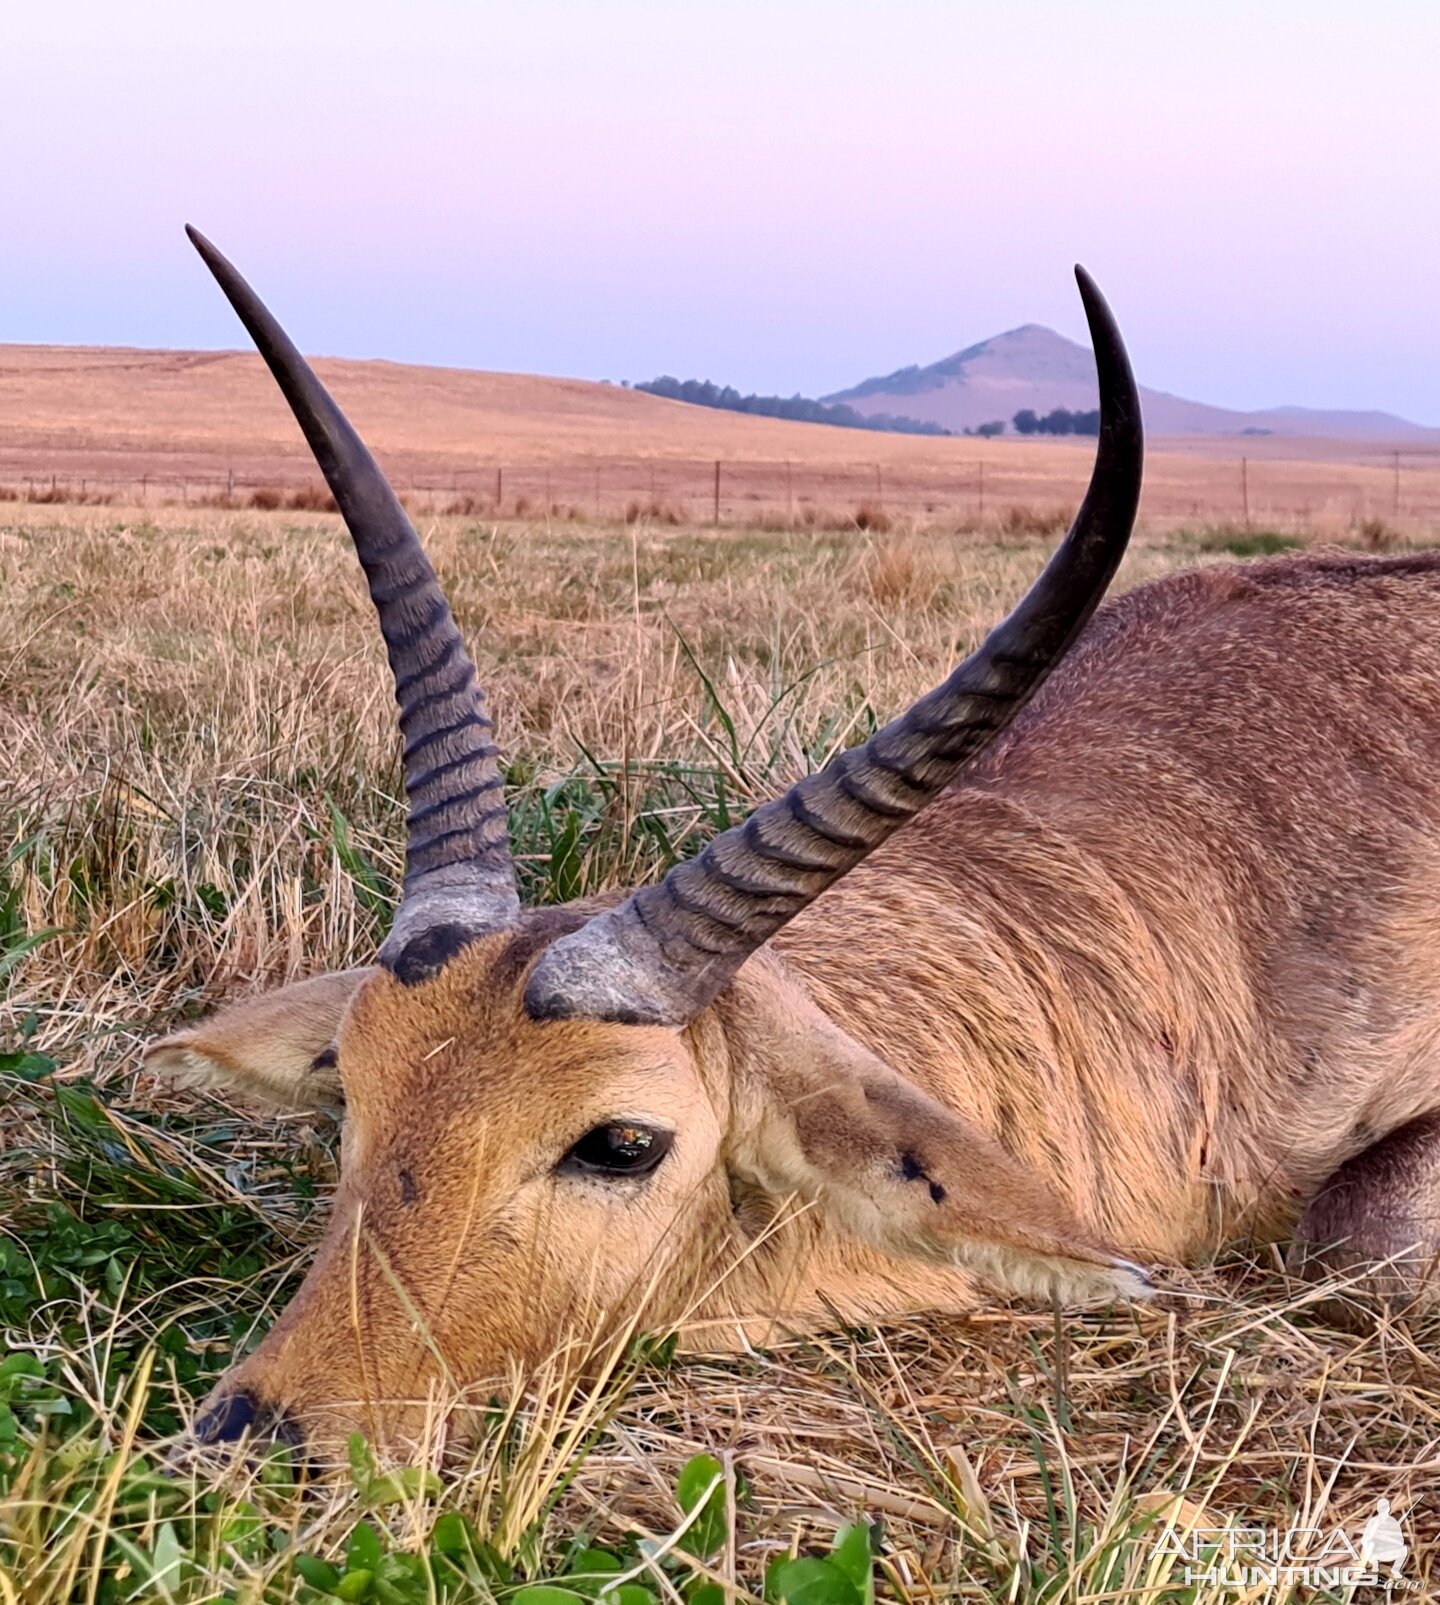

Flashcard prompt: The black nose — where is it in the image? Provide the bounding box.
[193,1390,302,1449]
[194,1390,256,1443]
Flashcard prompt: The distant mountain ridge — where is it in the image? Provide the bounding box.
[825,324,1438,441]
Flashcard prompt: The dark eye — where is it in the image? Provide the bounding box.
[559,1122,674,1179]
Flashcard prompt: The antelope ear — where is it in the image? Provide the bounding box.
[144,969,375,1113]
[719,966,1154,1306]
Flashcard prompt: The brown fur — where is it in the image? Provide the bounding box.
[1288,1112,1440,1322]
[148,552,1440,1454]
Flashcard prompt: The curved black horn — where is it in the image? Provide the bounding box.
[187,228,518,971]
[526,266,1143,1026]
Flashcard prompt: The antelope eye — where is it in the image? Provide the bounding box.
[559,1122,674,1179]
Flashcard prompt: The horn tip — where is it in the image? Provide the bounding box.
[1071,263,1109,326]
[185,228,251,322]
[185,224,224,271]
[185,227,243,297]
[1070,267,1138,420]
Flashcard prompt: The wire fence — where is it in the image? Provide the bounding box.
[4,448,1440,534]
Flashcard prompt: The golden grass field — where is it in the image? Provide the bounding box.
[3,485,1439,1600]
[5,343,1440,537]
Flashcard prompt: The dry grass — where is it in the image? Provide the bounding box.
[625,498,687,527]
[0,480,117,506]
[7,342,1440,537]
[3,499,1438,1599]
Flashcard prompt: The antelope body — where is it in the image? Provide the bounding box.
[149,231,1440,1459]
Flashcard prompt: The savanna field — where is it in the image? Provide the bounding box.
[3,497,1439,1602]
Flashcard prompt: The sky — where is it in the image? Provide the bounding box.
[3,0,1438,422]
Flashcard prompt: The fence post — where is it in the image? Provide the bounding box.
[713,460,721,525]
[874,463,882,504]
[496,467,503,506]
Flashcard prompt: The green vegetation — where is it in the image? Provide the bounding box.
[1195,527,1304,557]
[634,377,952,437]
[1011,408,1101,437]
[3,504,1435,1600]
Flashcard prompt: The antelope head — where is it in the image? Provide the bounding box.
[148,229,1147,1460]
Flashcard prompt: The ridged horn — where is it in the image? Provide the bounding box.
[187,228,519,973]
[526,266,1143,1026]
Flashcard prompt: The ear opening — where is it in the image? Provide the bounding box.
[144,968,373,1113]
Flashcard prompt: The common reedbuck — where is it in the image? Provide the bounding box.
[151,229,1440,1459]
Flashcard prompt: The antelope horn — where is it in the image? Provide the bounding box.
[526,266,1143,1026]
[187,228,519,976]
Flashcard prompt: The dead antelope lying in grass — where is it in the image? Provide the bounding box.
[150,229,1440,1459]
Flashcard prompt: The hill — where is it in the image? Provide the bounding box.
[826,324,1439,441]
[634,375,951,436]
[3,342,1438,537]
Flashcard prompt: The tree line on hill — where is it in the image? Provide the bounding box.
[632,377,953,437]
[1012,407,1101,436]
[629,376,1101,441]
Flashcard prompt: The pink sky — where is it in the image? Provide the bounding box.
[3,0,1438,422]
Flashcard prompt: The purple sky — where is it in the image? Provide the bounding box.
[4,1,1438,422]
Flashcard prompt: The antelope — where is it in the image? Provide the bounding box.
[149,228,1440,1460]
